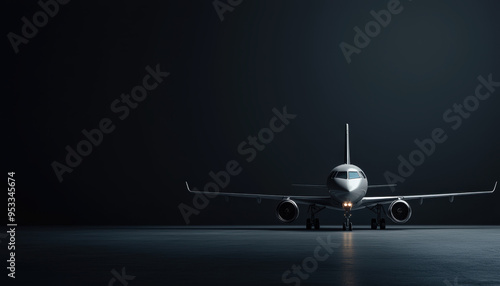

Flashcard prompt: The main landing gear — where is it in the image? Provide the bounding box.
[342,202,353,231]
[306,204,325,230]
[369,204,386,230]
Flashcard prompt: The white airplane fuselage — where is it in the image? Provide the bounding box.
[327,164,368,207]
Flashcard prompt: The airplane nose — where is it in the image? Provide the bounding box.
[329,177,364,203]
[330,178,359,195]
[346,185,357,192]
[341,186,353,192]
[337,183,354,192]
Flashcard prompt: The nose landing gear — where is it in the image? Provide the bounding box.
[342,202,353,231]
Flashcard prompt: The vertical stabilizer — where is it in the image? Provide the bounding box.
[344,124,350,165]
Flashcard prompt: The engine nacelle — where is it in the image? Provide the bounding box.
[388,200,412,223]
[276,200,299,223]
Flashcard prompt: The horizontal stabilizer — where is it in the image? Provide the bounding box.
[368,184,397,189]
[291,184,328,190]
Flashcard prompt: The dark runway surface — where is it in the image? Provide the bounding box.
[5,226,500,285]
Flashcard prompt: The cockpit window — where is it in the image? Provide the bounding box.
[330,171,337,179]
[348,171,361,179]
[335,171,347,179]
[359,171,366,178]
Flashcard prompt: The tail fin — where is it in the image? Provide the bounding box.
[344,123,350,164]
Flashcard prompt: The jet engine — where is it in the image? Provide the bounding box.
[276,200,299,223]
[388,200,412,223]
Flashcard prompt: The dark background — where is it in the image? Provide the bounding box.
[5,0,500,226]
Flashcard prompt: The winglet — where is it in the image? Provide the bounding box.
[344,123,350,165]
[492,181,497,193]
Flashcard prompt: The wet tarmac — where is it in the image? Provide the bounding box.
[5,225,500,285]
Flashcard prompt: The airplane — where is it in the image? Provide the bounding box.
[186,124,496,231]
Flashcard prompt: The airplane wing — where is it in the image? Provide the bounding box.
[358,181,497,208]
[185,182,332,206]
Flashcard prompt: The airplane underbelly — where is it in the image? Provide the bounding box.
[330,189,366,203]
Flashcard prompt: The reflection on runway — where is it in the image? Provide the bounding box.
[340,231,358,285]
